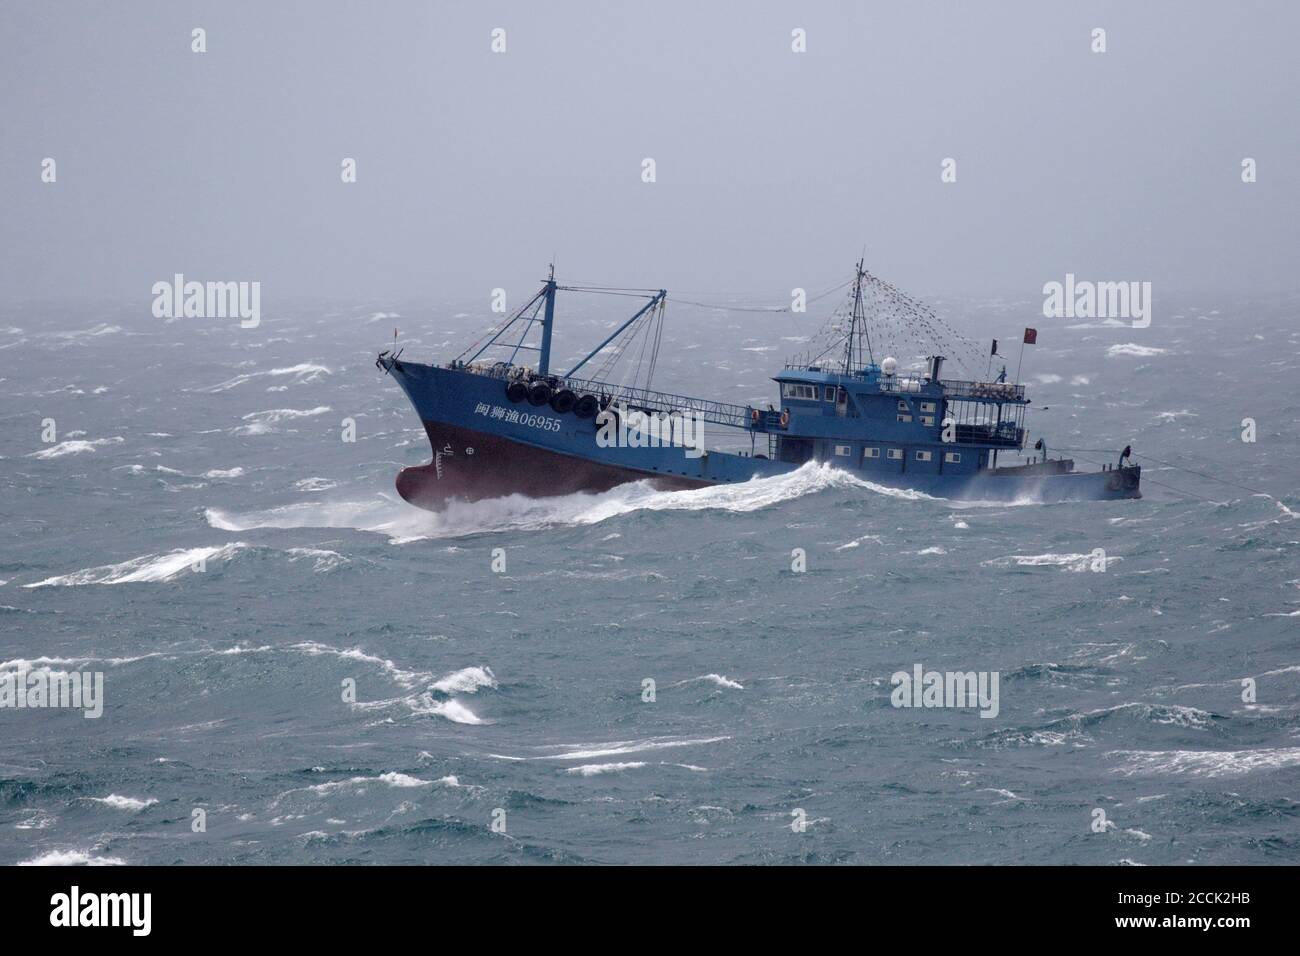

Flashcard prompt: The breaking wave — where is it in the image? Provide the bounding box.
[234,406,331,435]
[982,552,1122,572]
[204,463,938,543]
[1107,343,1167,358]
[195,363,332,393]
[23,543,250,587]
[21,542,349,587]
[27,437,124,459]
[18,849,127,866]
[1109,747,1300,778]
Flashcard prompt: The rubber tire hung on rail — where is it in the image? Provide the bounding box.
[527,382,552,407]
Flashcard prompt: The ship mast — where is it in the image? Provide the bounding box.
[841,258,873,374]
[538,263,557,376]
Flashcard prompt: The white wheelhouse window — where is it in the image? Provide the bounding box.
[916,450,933,462]
[864,447,880,459]
[945,452,961,463]
[834,444,852,457]
[887,448,903,460]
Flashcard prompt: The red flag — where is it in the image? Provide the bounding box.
[1023,327,1037,344]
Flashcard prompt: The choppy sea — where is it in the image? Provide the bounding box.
[2,289,1298,865]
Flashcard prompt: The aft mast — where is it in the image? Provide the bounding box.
[538,263,557,376]
[841,258,874,375]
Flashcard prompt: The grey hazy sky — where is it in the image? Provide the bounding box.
[2,0,1296,302]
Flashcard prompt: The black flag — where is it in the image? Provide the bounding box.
[990,339,998,356]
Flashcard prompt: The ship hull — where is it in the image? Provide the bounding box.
[395,419,707,508]
[384,360,1140,509]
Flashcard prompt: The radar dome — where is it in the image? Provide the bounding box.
[881,356,897,375]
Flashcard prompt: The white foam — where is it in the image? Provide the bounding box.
[407,696,484,724]
[205,463,937,543]
[27,437,124,459]
[982,552,1121,572]
[198,363,332,393]
[1111,747,1300,778]
[19,849,126,866]
[294,477,338,492]
[1107,343,1167,358]
[234,406,331,435]
[284,548,348,573]
[272,772,445,806]
[23,543,249,587]
[430,666,498,694]
[90,795,158,812]
[566,762,646,776]
[494,735,729,762]
[289,641,429,689]
[674,673,744,690]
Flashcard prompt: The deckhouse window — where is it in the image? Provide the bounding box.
[944,452,961,463]
[824,387,836,401]
[897,400,909,412]
[887,448,903,460]
[834,445,851,457]
[920,415,934,427]
[920,402,936,413]
[916,450,933,462]
[782,383,818,400]
[897,414,912,423]
[864,447,880,459]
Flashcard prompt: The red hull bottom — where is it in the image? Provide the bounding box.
[395,420,708,511]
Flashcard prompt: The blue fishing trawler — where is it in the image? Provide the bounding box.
[377,262,1140,509]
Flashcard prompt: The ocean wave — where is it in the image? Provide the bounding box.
[982,552,1122,572]
[204,463,938,543]
[156,465,245,479]
[89,795,158,812]
[284,548,349,573]
[672,673,744,690]
[270,772,450,807]
[406,695,484,724]
[1107,343,1167,358]
[968,703,1219,750]
[565,762,647,776]
[49,323,123,342]
[1,653,161,671]
[288,641,430,689]
[430,666,497,695]
[18,849,126,866]
[27,437,124,459]
[234,406,331,435]
[1109,747,1300,778]
[294,477,338,492]
[196,363,332,393]
[23,543,249,587]
[22,542,353,588]
[490,735,729,762]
